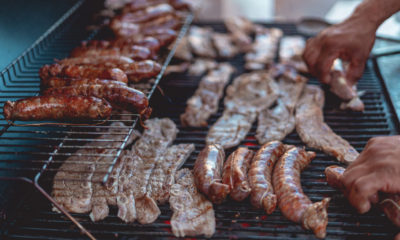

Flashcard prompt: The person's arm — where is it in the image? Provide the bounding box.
[303,0,400,84]
[342,136,400,214]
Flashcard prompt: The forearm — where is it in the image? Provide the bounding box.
[349,0,400,29]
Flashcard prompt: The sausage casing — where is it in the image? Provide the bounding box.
[3,96,112,121]
[42,84,151,119]
[40,77,127,90]
[248,141,285,214]
[222,147,254,202]
[39,64,128,84]
[273,147,329,239]
[193,144,230,204]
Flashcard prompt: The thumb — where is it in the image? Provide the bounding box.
[345,59,366,85]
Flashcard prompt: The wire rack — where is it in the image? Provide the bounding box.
[0,0,193,239]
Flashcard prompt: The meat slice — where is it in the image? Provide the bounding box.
[117,118,178,223]
[181,63,235,127]
[256,69,307,144]
[245,26,283,70]
[188,58,218,76]
[169,168,216,238]
[188,26,217,58]
[212,33,238,58]
[207,72,278,149]
[52,122,136,215]
[273,147,330,239]
[135,143,195,224]
[223,147,254,201]
[224,16,254,52]
[295,85,359,164]
[174,36,193,61]
[279,36,308,73]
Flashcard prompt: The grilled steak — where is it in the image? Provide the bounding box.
[188,26,217,58]
[169,168,216,238]
[174,36,193,61]
[188,58,218,76]
[212,33,238,58]
[279,36,308,73]
[224,16,254,52]
[181,63,235,127]
[295,85,359,164]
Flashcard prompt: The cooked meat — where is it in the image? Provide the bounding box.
[273,146,330,239]
[70,45,153,60]
[188,58,218,76]
[207,72,279,149]
[169,168,216,238]
[188,26,217,58]
[222,147,254,202]
[174,36,193,61]
[212,33,238,58]
[165,62,190,75]
[40,77,127,90]
[52,122,136,215]
[193,144,229,204]
[329,70,357,101]
[256,69,307,144]
[224,16,254,52]
[114,3,175,24]
[279,36,308,73]
[57,56,134,66]
[117,118,178,223]
[249,141,285,214]
[340,96,365,112]
[295,85,359,164]
[181,63,235,127]
[245,26,283,70]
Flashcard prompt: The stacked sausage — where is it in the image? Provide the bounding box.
[4,0,194,122]
[193,141,330,239]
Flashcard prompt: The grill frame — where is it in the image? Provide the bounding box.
[1,15,399,240]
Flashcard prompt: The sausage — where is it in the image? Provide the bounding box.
[39,64,128,84]
[222,147,254,202]
[40,77,127,90]
[144,29,177,47]
[193,144,230,204]
[273,147,330,239]
[71,46,153,60]
[248,141,285,214]
[325,165,400,227]
[3,96,112,121]
[123,60,162,82]
[57,56,134,67]
[118,3,174,24]
[42,84,152,119]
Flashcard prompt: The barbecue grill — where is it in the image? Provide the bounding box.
[0,1,399,240]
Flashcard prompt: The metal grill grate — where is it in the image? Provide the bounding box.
[2,21,400,239]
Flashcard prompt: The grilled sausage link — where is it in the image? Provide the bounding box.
[222,147,254,202]
[40,77,127,90]
[193,144,230,204]
[273,147,330,239]
[122,60,162,82]
[57,56,134,66]
[325,165,400,227]
[3,96,112,121]
[42,84,151,119]
[248,141,285,214]
[70,45,153,60]
[39,64,128,84]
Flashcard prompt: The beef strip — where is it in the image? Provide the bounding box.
[207,72,278,149]
[174,36,193,61]
[169,168,216,238]
[245,26,282,70]
[212,33,238,58]
[295,85,359,164]
[181,63,235,127]
[279,36,308,73]
[117,118,178,223]
[256,69,307,144]
[188,26,217,58]
[188,58,218,76]
[224,16,255,52]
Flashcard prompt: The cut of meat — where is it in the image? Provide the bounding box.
[188,58,218,76]
[279,36,308,73]
[212,33,238,58]
[207,72,278,149]
[295,85,359,164]
[188,26,217,58]
[173,36,193,61]
[224,16,254,52]
[256,69,307,144]
[169,168,216,238]
[181,63,235,127]
[245,26,282,70]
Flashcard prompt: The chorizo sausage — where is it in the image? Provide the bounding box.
[71,46,153,60]
[3,96,112,121]
[39,64,128,84]
[248,141,285,214]
[40,77,127,90]
[222,147,254,202]
[42,84,151,119]
[123,59,162,82]
[273,147,330,239]
[325,165,400,227]
[193,144,230,204]
[57,56,134,67]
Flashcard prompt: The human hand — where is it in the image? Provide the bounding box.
[302,15,377,85]
[342,136,400,214]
